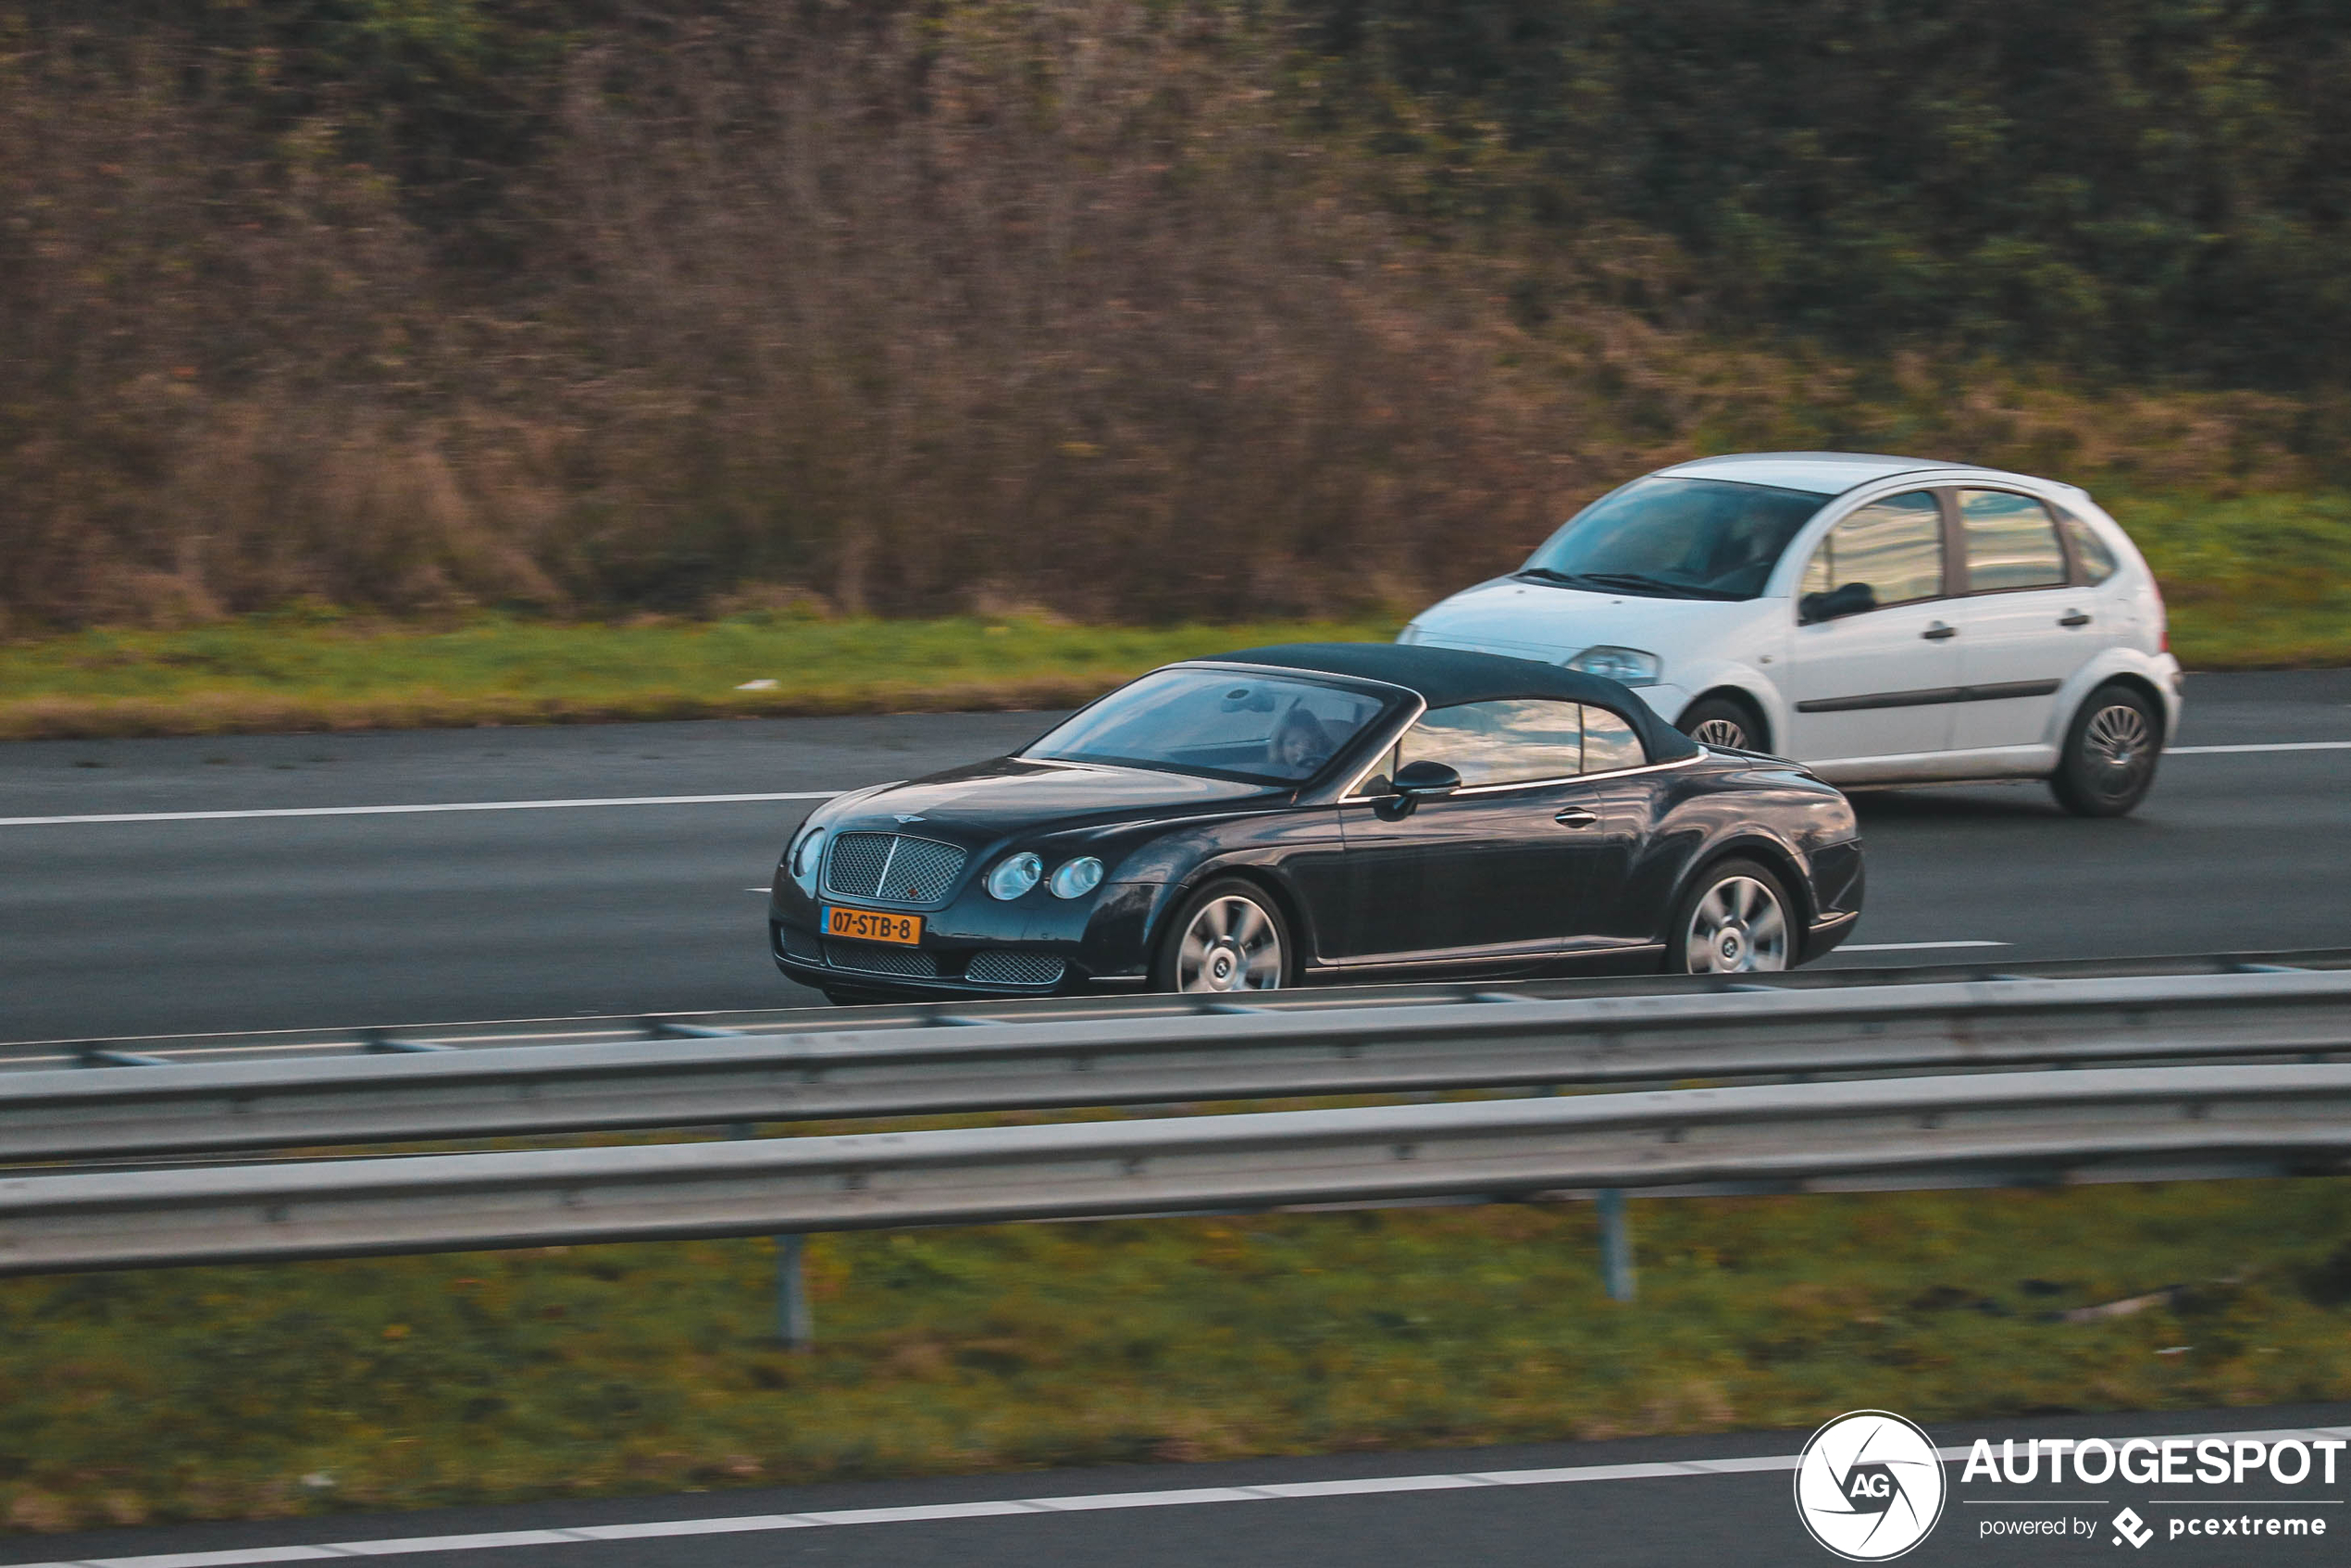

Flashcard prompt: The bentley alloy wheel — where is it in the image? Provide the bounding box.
[1159,880,1290,993]
[1676,861,1791,974]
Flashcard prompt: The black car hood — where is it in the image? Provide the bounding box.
[834,756,1280,839]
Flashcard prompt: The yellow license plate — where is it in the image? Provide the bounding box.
[823,905,924,945]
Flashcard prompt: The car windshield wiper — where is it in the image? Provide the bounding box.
[1571,571,1745,601]
[1513,566,1610,589]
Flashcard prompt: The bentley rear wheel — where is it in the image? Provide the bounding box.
[1669,857,1793,974]
[1153,878,1292,993]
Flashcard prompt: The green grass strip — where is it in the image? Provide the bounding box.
[0,618,1397,740]
[3,486,2348,744]
[3,1180,2349,1531]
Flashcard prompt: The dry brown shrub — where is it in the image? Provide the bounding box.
[0,5,2322,631]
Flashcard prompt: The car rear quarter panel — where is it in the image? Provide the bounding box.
[1629,758,1860,941]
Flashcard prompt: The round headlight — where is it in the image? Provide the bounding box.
[986,852,1043,901]
[788,825,827,895]
[1048,856,1105,899]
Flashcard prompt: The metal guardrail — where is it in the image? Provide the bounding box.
[6,967,2351,1163]
[2,1064,2345,1276]
[10,948,2348,1073]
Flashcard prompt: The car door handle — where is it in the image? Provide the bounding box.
[1553,808,1599,828]
[1922,621,1957,641]
[2059,610,2093,627]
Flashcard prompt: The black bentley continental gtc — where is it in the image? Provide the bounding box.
[770,643,1863,1002]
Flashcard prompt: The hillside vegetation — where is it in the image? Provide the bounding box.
[6,2,2349,636]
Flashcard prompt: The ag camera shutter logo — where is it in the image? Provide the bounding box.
[1793,1411,1947,1561]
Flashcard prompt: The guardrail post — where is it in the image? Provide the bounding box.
[776,1233,814,1352]
[1596,1188,1636,1302]
[730,1123,814,1350]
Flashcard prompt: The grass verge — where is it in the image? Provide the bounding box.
[0,488,2346,743]
[5,1179,2351,1532]
[0,617,1397,741]
[2117,492,2351,669]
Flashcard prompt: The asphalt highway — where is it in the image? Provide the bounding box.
[12,1404,2349,1568]
[5,676,2350,1568]
[3,671,2348,1043]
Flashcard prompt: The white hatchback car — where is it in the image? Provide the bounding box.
[1400,452,2183,815]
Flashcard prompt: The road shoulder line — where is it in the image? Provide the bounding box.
[23,1423,2351,1568]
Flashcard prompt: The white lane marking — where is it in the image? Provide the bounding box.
[0,793,840,828]
[1837,940,2009,952]
[19,1422,2351,1568]
[0,738,2336,829]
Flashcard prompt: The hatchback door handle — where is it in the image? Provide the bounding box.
[1554,808,1599,828]
[2059,610,2093,627]
[1922,621,1957,641]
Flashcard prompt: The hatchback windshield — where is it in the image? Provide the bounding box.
[1024,668,1391,784]
[1520,477,1827,600]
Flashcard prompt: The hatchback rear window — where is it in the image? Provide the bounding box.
[2059,512,2121,585]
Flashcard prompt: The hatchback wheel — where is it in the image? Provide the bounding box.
[2050,684,2161,817]
[1154,879,1291,993]
[1679,696,1763,753]
[1669,858,1792,974]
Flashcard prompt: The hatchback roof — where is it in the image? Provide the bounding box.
[1656,451,1968,496]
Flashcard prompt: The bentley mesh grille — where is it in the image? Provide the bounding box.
[823,833,968,903]
[964,951,1067,987]
[823,941,942,978]
[777,925,823,962]
[824,833,894,898]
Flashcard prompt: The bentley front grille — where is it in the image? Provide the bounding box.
[823,833,968,904]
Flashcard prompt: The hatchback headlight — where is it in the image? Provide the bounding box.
[986,852,1043,901]
[1566,645,1661,687]
[787,825,827,896]
[1048,856,1105,899]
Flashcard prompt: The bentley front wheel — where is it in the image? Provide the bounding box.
[1154,879,1292,993]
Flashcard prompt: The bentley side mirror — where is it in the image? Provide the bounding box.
[1378,759,1462,818]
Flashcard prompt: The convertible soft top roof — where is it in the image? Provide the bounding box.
[1199,642,1702,763]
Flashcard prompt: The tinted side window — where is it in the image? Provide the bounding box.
[1579,705,1648,772]
[2059,511,2120,585]
[1399,699,1585,786]
[1799,491,1944,617]
[1959,490,2067,591]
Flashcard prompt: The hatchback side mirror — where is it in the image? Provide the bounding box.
[1379,759,1462,817]
[1799,581,1878,624]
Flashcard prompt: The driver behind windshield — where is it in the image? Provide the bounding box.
[1023,667,1385,784]
[1268,703,1337,776]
